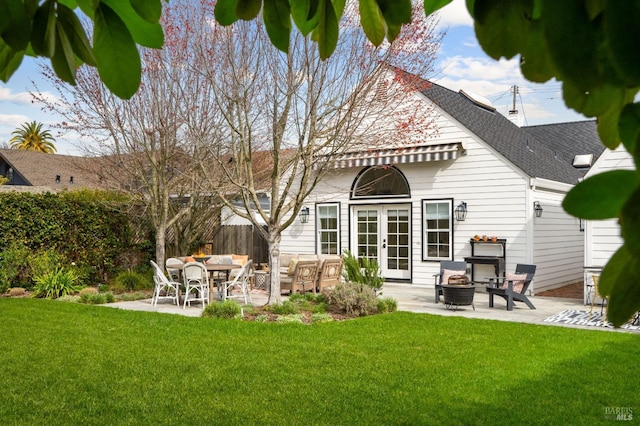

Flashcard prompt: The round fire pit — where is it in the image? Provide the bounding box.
[442,284,476,311]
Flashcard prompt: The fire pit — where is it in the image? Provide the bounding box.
[442,284,476,311]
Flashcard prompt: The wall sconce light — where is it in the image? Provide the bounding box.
[534,201,543,218]
[299,206,310,224]
[55,174,61,184]
[454,202,468,222]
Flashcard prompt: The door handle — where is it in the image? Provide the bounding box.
[382,239,386,249]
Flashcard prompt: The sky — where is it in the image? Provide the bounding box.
[0,0,587,156]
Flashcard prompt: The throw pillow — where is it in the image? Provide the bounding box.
[503,273,527,293]
[232,254,249,265]
[442,269,466,285]
[287,258,299,276]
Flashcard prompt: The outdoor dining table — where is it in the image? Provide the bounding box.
[173,262,238,303]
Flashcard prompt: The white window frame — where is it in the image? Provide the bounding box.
[422,199,453,261]
[316,203,340,255]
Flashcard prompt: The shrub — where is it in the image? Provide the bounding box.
[342,250,385,290]
[326,281,378,316]
[79,287,98,295]
[275,314,305,324]
[79,292,115,305]
[202,300,242,319]
[112,271,150,291]
[56,294,80,303]
[377,297,398,313]
[32,268,80,299]
[0,243,30,292]
[8,287,26,297]
[267,300,299,315]
[311,313,333,323]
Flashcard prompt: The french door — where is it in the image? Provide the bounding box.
[352,204,411,280]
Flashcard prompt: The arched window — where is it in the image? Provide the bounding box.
[351,166,410,199]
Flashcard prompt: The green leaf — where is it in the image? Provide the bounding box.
[236,0,262,21]
[215,0,240,26]
[359,0,385,46]
[101,0,164,48]
[595,88,637,149]
[75,0,95,18]
[130,0,162,23]
[519,19,555,83]
[315,0,338,60]
[562,82,623,118]
[606,253,640,327]
[30,0,57,57]
[620,187,640,255]
[423,0,453,17]
[618,103,640,157]
[541,0,599,90]
[0,40,24,82]
[473,0,533,60]
[291,0,320,35]
[598,246,631,297]
[562,170,638,219]
[94,3,141,99]
[379,0,411,42]
[604,1,640,86]
[263,0,291,53]
[51,21,77,84]
[57,3,97,66]
[0,0,31,51]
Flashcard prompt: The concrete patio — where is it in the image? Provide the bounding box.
[99,282,636,333]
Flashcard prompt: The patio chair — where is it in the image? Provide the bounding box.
[434,261,468,304]
[165,257,184,282]
[150,260,179,307]
[316,257,343,292]
[486,264,537,311]
[222,260,253,304]
[588,274,607,320]
[281,259,320,295]
[182,262,209,309]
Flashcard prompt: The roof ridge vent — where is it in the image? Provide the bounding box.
[459,89,496,112]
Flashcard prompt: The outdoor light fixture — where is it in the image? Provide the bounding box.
[299,206,310,224]
[534,201,543,218]
[454,201,468,222]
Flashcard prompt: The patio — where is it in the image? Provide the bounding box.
[104,283,635,333]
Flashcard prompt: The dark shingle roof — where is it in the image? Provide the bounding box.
[0,149,101,190]
[421,82,588,184]
[522,120,604,174]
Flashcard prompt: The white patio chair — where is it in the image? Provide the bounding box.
[182,262,209,309]
[165,257,184,282]
[222,260,253,304]
[150,260,179,307]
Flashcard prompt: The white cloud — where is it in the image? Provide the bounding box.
[0,114,30,127]
[434,0,473,28]
[439,55,521,82]
[0,87,33,104]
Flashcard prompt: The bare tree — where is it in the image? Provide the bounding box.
[197,2,443,303]
[33,1,222,266]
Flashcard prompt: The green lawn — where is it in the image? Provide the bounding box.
[1,298,638,425]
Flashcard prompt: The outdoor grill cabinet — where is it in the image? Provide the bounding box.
[464,239,506,282]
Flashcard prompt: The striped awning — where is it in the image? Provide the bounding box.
[328,143,464,169]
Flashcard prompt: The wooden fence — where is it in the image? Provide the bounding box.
[208,225,269,266]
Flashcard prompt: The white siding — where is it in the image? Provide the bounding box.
[584,146,634,268]
[530,189,583,293]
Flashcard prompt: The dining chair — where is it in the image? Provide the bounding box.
[222,260,253,304]
[150,260,179,307]
[165,257,184,282]
[182,262,209,309]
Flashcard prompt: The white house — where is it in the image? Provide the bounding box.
[582,145,635,303]
[279,80,604,294]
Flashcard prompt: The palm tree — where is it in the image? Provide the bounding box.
[9,121,57,153]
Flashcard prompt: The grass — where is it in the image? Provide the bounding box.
[1,298,638,425]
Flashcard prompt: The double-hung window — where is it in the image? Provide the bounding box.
[316,203,340,255]
[422,199,452,260]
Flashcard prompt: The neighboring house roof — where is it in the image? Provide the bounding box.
[522,120,604,174]
[0,148,101,191]
[421,82,589,184]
